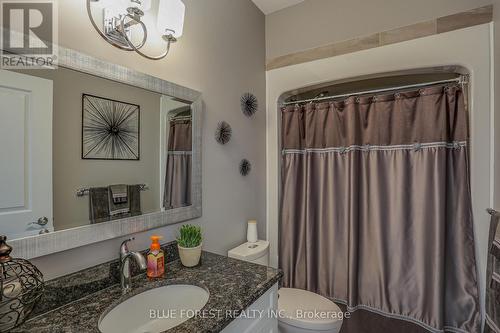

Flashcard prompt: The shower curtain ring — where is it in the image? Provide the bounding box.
[414,143,422,151]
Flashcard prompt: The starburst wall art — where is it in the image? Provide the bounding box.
[82,94,140,160]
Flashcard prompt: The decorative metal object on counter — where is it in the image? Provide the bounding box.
[240,93,258,117]
[0,236,44,331]
[239,159,252,176]
[215,121,232,145]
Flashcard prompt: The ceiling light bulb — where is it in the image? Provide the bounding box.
[157,0,185,39]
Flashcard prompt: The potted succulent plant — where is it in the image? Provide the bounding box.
[177,225,202,267]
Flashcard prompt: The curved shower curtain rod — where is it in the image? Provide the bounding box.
[281,75,469,107]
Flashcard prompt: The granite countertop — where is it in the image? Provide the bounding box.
[12,251,282,333]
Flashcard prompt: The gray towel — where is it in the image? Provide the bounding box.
[89,187,110,223]
[486,211,500,333]
[109,184,128,204]
[88,185,142,223]
[108,185,130,216]
[128,185,142,216]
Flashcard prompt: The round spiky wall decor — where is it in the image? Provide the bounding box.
[215,121,232,145]
[240,93,258,117]
[239,159,252,176]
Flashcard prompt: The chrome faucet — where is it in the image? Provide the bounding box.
[119,237,147,294]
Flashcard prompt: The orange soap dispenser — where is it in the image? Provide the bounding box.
[147,235,165,279]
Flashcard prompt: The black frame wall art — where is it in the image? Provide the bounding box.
[82,94,140,160]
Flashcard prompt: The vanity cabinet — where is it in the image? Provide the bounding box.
[222,283,278,333]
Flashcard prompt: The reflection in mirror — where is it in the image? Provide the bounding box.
[161,100,192,210]
[0,66,194,240]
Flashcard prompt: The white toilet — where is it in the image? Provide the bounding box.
[228,241,343,333]
[278,288,343,333]
[228,240,270,265]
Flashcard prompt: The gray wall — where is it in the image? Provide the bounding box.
[32,0,266,280]
[265,0,494,60]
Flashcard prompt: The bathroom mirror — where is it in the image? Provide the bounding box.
[1,47,202,258]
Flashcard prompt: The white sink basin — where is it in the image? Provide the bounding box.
[99,285,209,333]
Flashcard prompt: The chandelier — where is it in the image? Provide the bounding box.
[87,0,185,60]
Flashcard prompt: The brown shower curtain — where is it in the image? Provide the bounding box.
[163,119,192,209]
[279,85,480,332]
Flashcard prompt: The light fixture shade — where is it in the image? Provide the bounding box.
[139,0,151,11]
[93,0,128,17]
[122,0,151,12]
[93,0,128,9]
[157,0,185,39]
[93,0,119,8]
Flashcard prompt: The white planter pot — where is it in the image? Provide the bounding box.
[178,244,202,267]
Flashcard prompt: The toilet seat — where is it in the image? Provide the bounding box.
[278,288,343,331]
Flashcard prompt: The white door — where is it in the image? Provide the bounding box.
[0,69,53,239]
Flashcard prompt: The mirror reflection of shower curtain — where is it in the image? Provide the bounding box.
[163,119,192,209]
[279,84,480,332]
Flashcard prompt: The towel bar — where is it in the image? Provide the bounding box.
[76,184,149,197]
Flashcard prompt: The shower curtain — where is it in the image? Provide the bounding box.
[279,85,480,332]
[486,210,500,333]
[163,119,192,209]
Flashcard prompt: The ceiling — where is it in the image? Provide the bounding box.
[251,0,305,15]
